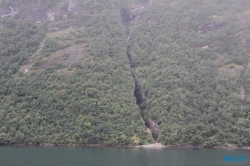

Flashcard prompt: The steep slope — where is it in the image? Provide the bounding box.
[1,0,250,147]
[127,0,250,147]
[0,0,154,145]
[118,0,160,141]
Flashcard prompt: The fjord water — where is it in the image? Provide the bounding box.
[0,147,250,166]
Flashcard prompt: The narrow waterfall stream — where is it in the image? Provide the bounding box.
[117,0,159,141]
[127,33,154,140]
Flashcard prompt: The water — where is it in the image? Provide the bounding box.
[0,146,250,166]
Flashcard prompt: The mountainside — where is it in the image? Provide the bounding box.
[0,0,250,147]
[0,0,154,145]
[128,0,250,147]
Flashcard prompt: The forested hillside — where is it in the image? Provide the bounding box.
[0,0,153,145]
[0,0,250,147]
[128,0,250,147]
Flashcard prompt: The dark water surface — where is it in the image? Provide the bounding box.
[0,146,250,166]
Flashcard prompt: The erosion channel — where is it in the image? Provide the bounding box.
[117,1,159,141]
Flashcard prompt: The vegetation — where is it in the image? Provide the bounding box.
[1,0,250,147]
[129,0,250,147]
[0,0,153,145]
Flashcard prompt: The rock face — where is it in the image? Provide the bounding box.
[136,143,166,148]
[1,6,19,18]
[0,0,47,21]
[0,0,84,22]
[145,118,160,141]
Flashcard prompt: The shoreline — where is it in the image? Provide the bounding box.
[1,143,250,150]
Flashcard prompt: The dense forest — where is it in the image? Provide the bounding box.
[0,0,250,147]
[0,0,153,145]
[129,0,250,147]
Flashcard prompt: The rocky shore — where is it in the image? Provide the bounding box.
[2,143,250,150]
[135,143,166,148]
